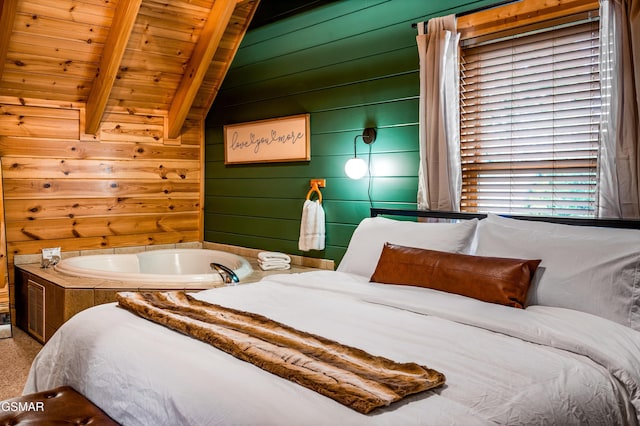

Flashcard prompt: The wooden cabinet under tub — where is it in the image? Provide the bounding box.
[15,268,95,344]
[14,265,229,344]
[14,256,329,343]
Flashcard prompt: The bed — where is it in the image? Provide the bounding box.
[24,209,640,425]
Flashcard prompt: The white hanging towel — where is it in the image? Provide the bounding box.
[298,199,325,251]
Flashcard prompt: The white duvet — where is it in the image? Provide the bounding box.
[25,271,640,425]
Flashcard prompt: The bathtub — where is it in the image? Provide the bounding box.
[53,249,253,284]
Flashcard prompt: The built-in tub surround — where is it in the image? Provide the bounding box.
[14,243,334,343]
[53,249,253,284]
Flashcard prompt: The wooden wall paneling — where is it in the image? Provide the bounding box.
[0,95,83,111]
[1,158,200,180]
[99,114,164,143]
[204,195,415,228]
[310,126,419,157]
[180,118,204,146]
[312,99,419,133]
[221,32,414,96]
[4,197,201,221]
[0,161,9,324]
[206,213,301,242]
[204,197,305,220]
[206,175,417,202]
[205,0,495,263]
[205,150,418,182]
[228,0,396,69]
[0,136,200,160]
[6,212,200,242]
[0,72,92,102]
[0,0,19,80]
[213,63,420,123]
[216,69,419,127]
[1,100,203,324]
[1,0,262,323]
[3,178,199,198]
[234,1,383,61]
[0,105,79,139]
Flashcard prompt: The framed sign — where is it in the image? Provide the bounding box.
[224,114,310,164]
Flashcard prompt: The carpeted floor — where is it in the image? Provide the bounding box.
[0,326,42,401]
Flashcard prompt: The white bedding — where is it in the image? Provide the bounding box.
[26,270,640,425]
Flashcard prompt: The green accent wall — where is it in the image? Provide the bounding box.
[205,0,500,264]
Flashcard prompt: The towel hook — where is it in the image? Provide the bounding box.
[306,179,325,203]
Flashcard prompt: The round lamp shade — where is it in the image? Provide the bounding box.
[345,157,367,180]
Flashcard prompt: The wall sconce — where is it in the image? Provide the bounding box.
[345,128,376,180]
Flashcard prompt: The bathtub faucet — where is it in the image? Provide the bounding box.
[41,255,61,268]
[210,263,239,284]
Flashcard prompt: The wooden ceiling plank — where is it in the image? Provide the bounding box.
[167,0,237,139]
[0,0,19,80]
[19,0,115,26]
[12,11,110,44]
[84,0,143,135]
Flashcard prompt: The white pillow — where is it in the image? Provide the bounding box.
[485,213,620,237]
[338,216,478,278]
[475,217,640,330]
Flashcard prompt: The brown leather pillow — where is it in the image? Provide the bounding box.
[370,243,541,308]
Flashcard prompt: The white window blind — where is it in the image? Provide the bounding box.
[460,17,600,217]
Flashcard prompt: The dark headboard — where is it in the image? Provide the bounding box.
[370,208,640,230]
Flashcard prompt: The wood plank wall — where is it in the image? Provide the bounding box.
[204,0,497,263]
[0,97,203,321]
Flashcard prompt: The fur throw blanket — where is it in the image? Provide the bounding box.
[116,291,445,414]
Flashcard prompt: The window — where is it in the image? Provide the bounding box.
[459,12,601,217]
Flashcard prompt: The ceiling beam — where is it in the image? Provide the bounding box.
[167,0,237,139]
[200,0,260,117]
[84,0,143,135]
[0,0,19,81]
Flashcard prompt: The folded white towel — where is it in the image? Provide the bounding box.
[298,199,325,252]
[258,251,291,263]
[258,259,289,266]
[257,260,291,271]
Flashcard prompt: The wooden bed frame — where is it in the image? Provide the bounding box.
[370,208,640,230]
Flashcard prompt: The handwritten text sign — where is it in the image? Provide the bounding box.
[224,114,310,164]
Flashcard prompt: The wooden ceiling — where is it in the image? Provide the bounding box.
[0,0,259,138]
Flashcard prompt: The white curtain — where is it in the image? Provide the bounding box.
[598,0,640,218]
[416,15,461,211]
